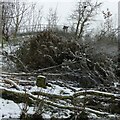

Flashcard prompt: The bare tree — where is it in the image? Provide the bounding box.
[102,8,112,33]
[46,7,59,30]
[2,1,43,41]
[70,0,102,38]
[2,2,14,41]
[21,3,43,32]
[1,1,31,40]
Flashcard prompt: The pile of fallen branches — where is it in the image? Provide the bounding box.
[2,31,119,88]
[14,31,81,70]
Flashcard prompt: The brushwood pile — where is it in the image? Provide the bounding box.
[13,31,119,88]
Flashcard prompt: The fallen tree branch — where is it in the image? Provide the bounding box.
[3,79,21,90]
[1,71,76,77]
[74,90,120,99]
[1,61,79,76]
[1,72,37,76]
[31,91,73,100]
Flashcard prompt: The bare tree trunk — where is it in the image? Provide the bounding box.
[118,1,120,76]
[75,19,80,36]
[0,3,2,47]
[78,18,87,38]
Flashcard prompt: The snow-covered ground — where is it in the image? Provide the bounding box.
[0,98,21,119]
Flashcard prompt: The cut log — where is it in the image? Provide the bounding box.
[36,75,46,88]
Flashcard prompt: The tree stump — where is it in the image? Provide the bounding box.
[36,75,46,88]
